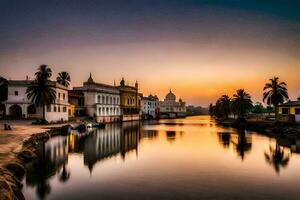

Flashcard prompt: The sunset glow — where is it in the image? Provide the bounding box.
[0,1,299,106]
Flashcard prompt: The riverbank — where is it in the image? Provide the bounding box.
[216,118,300,148]
[0,121,72,200]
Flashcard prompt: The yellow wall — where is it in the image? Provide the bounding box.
[278,106,300,115]
[69,104,75,117]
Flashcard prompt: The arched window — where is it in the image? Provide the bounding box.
[98,108,101,115]
[106,107,109,115]
[110,97,112,104]
[113,97,115,105]
[97,95,100,103]
[102,96,105,104]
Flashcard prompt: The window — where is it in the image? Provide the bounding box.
[14,91,18,96]
[58,93,61,99]
[110,97,112,104]
[282,108,289,114]
[54,106,57,112]
[102,96,105,104]
[99,108,101,115]
[63,93,65,100]
[113,97,115,104]
[58,106,61,112]
[106,107,109,114]
[127,98,130,105]
[296,108,300,115]
[106,96,109,104]
[47,105,51,112]
[63,107,67,112]
[97,95,100,103]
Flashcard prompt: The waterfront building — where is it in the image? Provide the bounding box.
[142,94,159,119]
[4,79,69,122]
[73,73,121,123]
[159,89,186,118]
[278,96,300,123]
[117,78,143,121]
[68,90,85,117]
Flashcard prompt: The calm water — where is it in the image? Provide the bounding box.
[22,116,300,200]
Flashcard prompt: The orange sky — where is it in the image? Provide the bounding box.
[0,1,299,106]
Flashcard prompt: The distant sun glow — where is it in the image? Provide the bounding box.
[0,1,299,106]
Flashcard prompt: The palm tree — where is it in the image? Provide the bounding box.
[231,89,253,120]
[263,77,288,119]
[26,65,56,123]
[56,72,71,87]
[218,95,231,118]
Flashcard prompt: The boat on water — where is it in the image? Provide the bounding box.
[92,123,106,129]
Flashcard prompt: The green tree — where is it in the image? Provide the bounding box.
[56,72,71,87]
[26,65,56,123]
[263,77,288,119]
[252,102,264,114]
[231,89,253,120]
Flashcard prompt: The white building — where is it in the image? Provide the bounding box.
[4,80,69,122]
[73,73,121,123]
[159,90,186,118]
[142,95,159,119]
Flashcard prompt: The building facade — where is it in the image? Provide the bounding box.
[159,90,186,118]
[68,90,85,117]
[73,74,121,123]
[4,80,69,122]
[278,97,300,123]
[117,78,143,121]
[142,95,159,119]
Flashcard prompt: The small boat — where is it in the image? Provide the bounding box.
[86,123,93,129]
[92,123,106,129]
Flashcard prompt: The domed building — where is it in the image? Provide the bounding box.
[159,90,186,118]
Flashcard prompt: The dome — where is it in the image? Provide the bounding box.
[166,90,176,101]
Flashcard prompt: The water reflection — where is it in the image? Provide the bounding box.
[264,143,290,174]
[218,132,231,148]
[23,116,300,200]
[25,136,68,199]
[231,129,252,160]
[166,131,176,142]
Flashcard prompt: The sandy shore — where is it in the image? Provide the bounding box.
[0,120,72,167]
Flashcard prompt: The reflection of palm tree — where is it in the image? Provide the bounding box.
[218,132,231,148]
[231,129,252,160]
[264,143,290,174]
[59,163,71,183]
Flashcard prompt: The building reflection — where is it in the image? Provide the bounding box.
[143,130,158,139]
[166,131,176,142]
[264,142,290,174]
[68,121,142,172]
[25,136,69,199]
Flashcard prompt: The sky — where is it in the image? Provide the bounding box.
[0,0,299,106]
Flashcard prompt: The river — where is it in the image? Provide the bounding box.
[22,116,300,200]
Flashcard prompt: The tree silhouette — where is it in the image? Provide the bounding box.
[263,77,288,119]
[26,65,56,123]
[57,71,71,87]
